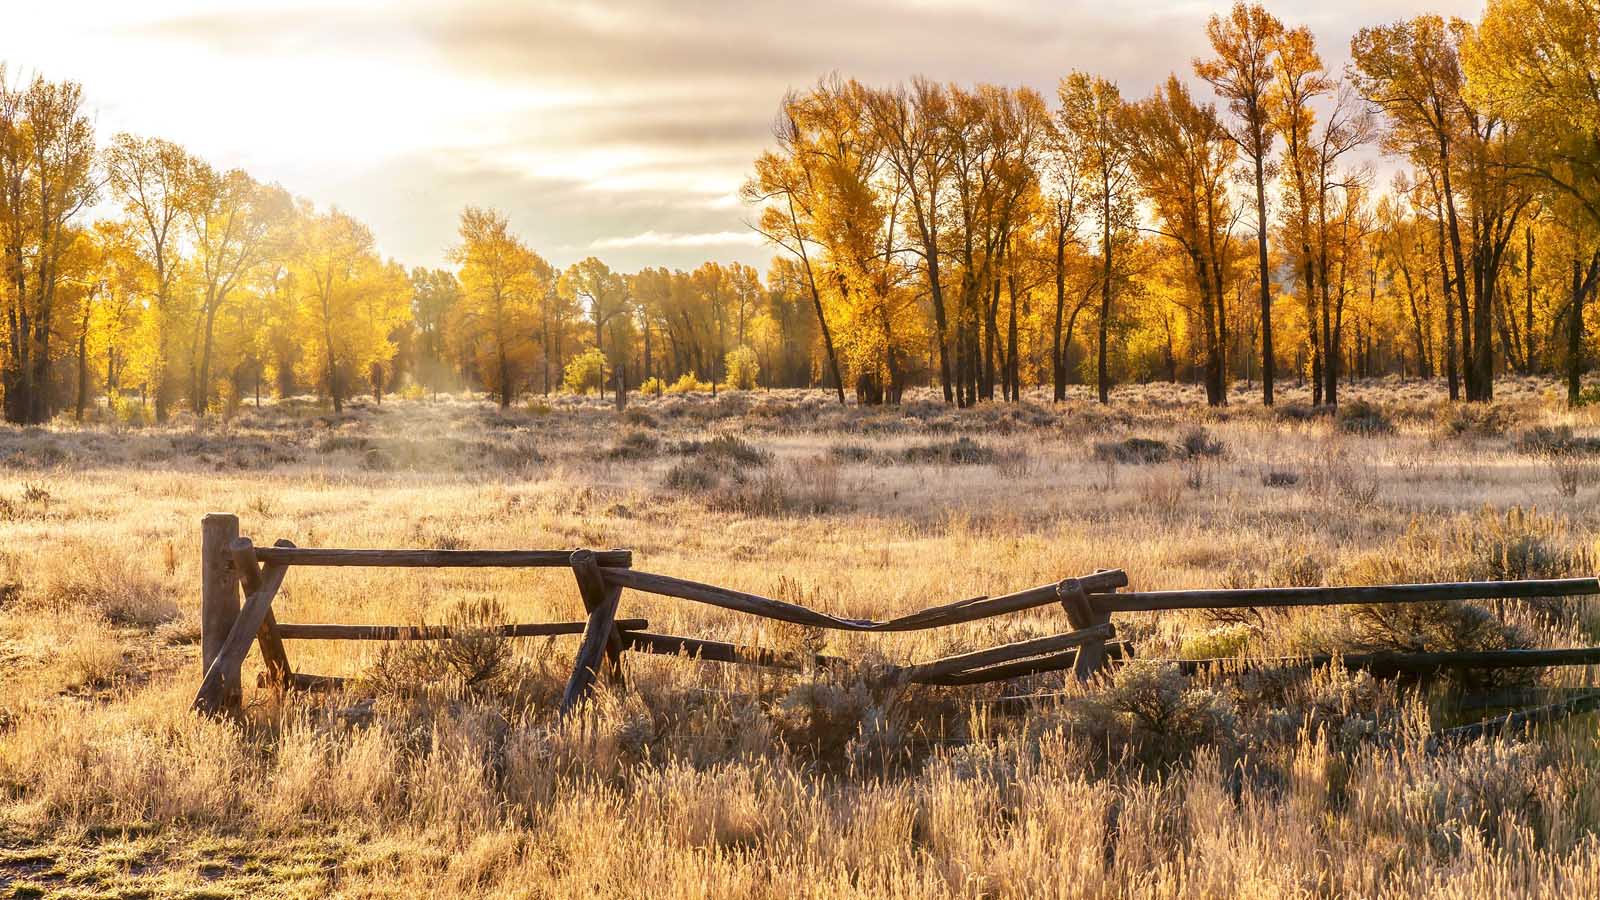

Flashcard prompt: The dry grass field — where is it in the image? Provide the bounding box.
[5,378,1600,898]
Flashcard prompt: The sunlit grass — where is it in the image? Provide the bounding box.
[2,378,1599,897]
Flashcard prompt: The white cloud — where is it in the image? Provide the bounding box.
[590,230,763,250]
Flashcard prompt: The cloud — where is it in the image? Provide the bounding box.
[589,230,763,250]
[3,0,1489,273]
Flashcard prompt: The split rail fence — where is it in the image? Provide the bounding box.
[193,513,1600,738]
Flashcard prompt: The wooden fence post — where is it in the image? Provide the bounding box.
[1059,577,1114,680]
[194,537,292,715]
[200,513,240,684]
[560,549,624,713]
[236,538,294,691]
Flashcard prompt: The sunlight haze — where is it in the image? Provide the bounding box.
[3,0,1480,270]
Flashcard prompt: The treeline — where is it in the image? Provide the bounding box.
[743,0,1600,408]
[2,0,1598,422]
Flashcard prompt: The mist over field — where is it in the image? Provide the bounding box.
[4,0,1600,896]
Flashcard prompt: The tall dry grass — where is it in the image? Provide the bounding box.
[1,378,1599,896]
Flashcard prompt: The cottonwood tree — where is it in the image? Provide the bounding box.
[293,208,408,412]
[1353,15,1532,401]
[1124,75,1240,406]
[1465,0,1600,404]
[1195,1,1283,405]
[105,134,193,420]
[0,71,97,423]
[744,92,849,404]
[449,207,552,407]
[186,164,291,414]
[1059,72,1137,404]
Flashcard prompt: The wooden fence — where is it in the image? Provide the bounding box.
[193,512,1600,738]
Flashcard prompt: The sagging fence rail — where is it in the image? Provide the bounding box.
[193,512,1600,738]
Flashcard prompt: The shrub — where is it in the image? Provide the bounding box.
[1178,623,1253,659]
[675,434,769,467]
[1093,436,1172,464]
[637,377,668,397]
[1178,427,1224,459]
[562,347,607,394]
[1435,403,1515,438]
[361,598,556,712]
[901,437,996,465]
[662,457,722,492]
[621,406,658,428]
[1058,661,1238,769]
[666,372,711,394]
[1335,399,1393,434]
[723,345,760,390]
[829,443,880,464]
[714,455,847,516]
[607,429,661,460]
[1261,469,1300,487]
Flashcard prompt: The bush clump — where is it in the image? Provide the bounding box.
[607,429,661,460]
[674,434,770,467]
[1178,427,1224,459]
[901,437,995,465]
[1335,399,1393,435]
[1093,436,1172,465]
[723,346,760,391]
[1055,661,1237,769]
[1515,425,1600,456]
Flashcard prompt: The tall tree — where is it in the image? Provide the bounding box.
[744,93,851,405]
[0,72,97,423]
[1125,75,1239,405]
[105,134,192,420]
[294,208,408,412]
[1465,0,1600,404]
[1059,72,1136,404]
[186,165,290,414]
[1196,1,1283,405]
[449,207,551,408]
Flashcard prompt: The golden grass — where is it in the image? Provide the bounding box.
[2,376,1600,897]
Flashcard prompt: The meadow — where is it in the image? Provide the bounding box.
[4,377,1600,898]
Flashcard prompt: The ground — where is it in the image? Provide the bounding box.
[3,377,1600,898]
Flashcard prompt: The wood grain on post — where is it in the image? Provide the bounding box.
[570,548,626,677]
[234,538,293,691]
[200,514,241,681]
[194,540,291,715]
[560,550,624,713]
[1058,577,1113,681]
[274,618,649,641]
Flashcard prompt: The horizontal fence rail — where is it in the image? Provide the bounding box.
[246,547,632,568]
[277,619,650,641]
[1088,578,1600,613]
[602,567,1128,632]
[1163,645,1600,675]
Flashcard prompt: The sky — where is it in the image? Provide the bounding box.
[3,0,1485,273]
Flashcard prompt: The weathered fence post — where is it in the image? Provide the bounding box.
[235,538,294,692]
[1059,577,1113,680]
[194,537,293,715]
[200,513,240,686]
[560,548,625,713]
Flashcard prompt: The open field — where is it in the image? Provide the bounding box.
[5,378,1600,897]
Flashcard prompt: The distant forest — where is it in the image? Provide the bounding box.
[1,0,1597,421]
